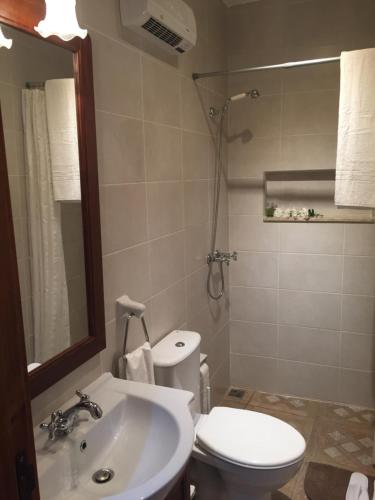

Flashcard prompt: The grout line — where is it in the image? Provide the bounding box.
[230,284,375,299]
[230,352,375,374]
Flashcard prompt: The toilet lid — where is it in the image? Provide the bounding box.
[196,407,306,469]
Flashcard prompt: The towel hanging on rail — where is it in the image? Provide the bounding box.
[335,48,375,208]
[119,342,155,383]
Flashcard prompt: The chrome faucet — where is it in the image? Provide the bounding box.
[40,390,103,440]
[207,250,238,266]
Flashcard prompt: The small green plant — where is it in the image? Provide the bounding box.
[265,206,276,217]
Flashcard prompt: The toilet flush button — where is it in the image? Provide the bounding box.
[175,342,185,347]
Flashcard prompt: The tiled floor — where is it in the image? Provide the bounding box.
[221,388,375,500]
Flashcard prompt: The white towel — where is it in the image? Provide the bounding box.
[27,362,41,373]
[346,472,369,500]
[45,79,81,201]
[335,48,375,208]
[119,342,155,384]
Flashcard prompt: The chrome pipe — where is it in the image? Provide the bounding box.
[192,56,340,80]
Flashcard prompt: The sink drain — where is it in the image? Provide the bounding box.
[92,468,115,484]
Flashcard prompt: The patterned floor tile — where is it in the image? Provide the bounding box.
[221,399,248,409]
[246,405,315,451]
[309,417,375,475]
[318,401,375,426]
[250,391,320,418]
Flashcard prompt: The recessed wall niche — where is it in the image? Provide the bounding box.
[264,169,374,223]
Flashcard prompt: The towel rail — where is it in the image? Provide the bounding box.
[122,313,150,357]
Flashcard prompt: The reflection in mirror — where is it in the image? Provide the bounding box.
[2,26,88,371]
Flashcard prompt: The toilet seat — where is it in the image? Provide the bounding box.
[196,407,306,470]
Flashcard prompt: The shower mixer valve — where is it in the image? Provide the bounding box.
[207,250,238,266]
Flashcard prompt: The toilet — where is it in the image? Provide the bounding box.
[152,330,305,500]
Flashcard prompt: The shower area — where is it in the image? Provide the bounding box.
[201,0,375,410]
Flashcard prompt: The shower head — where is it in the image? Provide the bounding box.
[228,88,260,102]
[208,89,260,119]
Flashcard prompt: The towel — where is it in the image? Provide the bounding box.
[346,473,369,500]
[27,362,41,373]
[119,342,155,384]
[335,48,375,208]
[45,79,81,201]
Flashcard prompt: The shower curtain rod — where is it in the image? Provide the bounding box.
[192,56,340,80]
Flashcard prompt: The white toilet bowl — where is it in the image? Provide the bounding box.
[190,408,305,500]
[152,331,305,500]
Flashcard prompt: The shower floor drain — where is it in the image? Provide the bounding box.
[227,388,246,399]
[92,468,114,484]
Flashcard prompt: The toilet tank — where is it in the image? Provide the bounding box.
[152,330,201,413]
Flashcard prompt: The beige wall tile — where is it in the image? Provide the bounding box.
[150,280,186,344]
[277,360,340,402]
[229,184,264,216]
[279,325,340,366]
[343,257,375,296]
[184,223,210,275]
[230,321,278,357]
[230,252,278,288]
[229,215,279,251]
[207,324,230,375]
[345,225,375,257]
[229,94,282,139]
[144,122,182,181]
[282,63,340,93]
[97,112,145,184]
[184,180,209,226]
[92,33,142,118]
[186,267,208,318]
[341,333,375,371]
[231,353,279,393]
[150,231,185,295]
[181,77,210,134]
[100,184,147,255]
[280,223,344,255]
[341,295,375,335]
[147,182,184,239]
[283,90,339,135]
[279,254,343,293]
[182,131,210,180]
[103,243,151,323]
[230,286,277,323]
[279,290,341,330]
[142,56,181,127]
[228,137,282,179]
[282,134,337,171]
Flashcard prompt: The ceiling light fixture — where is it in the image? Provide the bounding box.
[35,0,87,42]
[0,25,13,49]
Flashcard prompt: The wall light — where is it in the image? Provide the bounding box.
[35,0,87,42]
[0,25,13,49]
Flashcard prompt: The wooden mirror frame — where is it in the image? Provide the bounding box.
[0,0,106,397]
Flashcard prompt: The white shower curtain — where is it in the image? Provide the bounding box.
[22,89,70,363]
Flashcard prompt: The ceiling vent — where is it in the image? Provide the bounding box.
[120,0,197,55]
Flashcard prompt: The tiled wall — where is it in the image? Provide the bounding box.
[32,0,230,421]
[227,0,375,408]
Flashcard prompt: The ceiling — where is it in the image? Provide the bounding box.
[222,0,260,7]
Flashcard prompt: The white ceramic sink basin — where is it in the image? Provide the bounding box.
[34,373,194,499]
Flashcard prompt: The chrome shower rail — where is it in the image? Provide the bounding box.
[192,56,341,80]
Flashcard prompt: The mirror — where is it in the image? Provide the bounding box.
[3,26,88,369]
[0,16,105,397]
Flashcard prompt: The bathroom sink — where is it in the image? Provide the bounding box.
[34,373,194,499]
